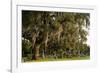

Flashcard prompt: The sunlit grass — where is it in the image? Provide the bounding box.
[22,56,90,63]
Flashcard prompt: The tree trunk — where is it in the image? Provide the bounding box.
[42,49,45,59]
[32,32,39,60]
[44,32,48,58]
[32,33,36,60]
[34,45,40,60]
[78,50,80,57]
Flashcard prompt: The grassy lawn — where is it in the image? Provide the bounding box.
[22,56,90,63]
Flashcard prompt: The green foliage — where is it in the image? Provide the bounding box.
[22,39,32,50]
[22,39,32,57]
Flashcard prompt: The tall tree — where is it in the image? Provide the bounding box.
[22,11,90,60]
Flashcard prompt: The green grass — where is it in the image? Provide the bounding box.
[22,56,90,63]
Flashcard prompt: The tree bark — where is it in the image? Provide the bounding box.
[34,45,40,60]
[32,32,40,60]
